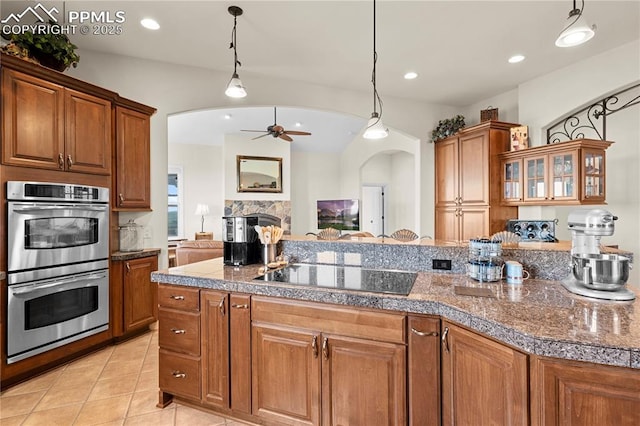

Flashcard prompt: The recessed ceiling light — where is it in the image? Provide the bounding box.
[224,114,232,120]
[295,122,302,127]
[140,18,160,30]
[404,71,418,80]
[508,54,525,64]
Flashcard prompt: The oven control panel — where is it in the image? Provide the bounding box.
[506,219,558,242]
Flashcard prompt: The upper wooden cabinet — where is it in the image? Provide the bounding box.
[499,139,612,205]
[114,105,154,210]
[2,69,111,175]
[434,121,518,240]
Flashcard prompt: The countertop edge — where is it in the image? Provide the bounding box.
[112,248,161,261]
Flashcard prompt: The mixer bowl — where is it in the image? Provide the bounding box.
[572,254,631,291]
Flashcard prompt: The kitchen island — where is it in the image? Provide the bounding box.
[151,239,640,425]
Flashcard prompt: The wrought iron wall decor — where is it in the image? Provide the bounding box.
[546,83,640,144]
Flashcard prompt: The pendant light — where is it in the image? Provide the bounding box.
[225,6,247,98]
[363,0,388,140]
[555,0,596,48]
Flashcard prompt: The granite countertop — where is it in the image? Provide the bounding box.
[111,248,161,261]
[151,258,640,369]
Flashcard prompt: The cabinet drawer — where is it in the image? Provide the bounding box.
[159,349,200,400]
[158,308,200,356]
[252,296,406,344]
[158,284,199,311]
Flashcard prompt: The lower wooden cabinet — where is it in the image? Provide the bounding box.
[111,254,158,337]
[441,321,529,426]
[251,296,406,426]
[201,290,230,409]
[252,324,320,425]
[530,356,640,426]
[408,315,441,426]
[157,284,201,407]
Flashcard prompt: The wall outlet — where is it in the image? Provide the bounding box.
[432,259,452,270]
[143,226,152,240]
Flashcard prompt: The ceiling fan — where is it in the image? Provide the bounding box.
[242,107,312,142]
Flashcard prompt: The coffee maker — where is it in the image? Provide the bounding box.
[222,213,281,266]
[562,209,635,301]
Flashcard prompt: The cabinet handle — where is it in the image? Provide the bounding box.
[312,335,318,358]
[125,262,130,273]
[119,193,125,204]
[172,371,186,379]
[218,297,226,316]
[441,326,450,353]
[58,153,64,169]
[171,328,186,334]
[66,154,73,168]
[170,295,185,300]
[322,337,329,360]
[231,303,249,309]
[411,327,439,337]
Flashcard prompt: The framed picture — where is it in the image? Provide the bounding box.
[237,155,283,193]
[317,199,360,230]
[510,126,529,151]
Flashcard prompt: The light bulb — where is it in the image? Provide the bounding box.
[225,74,247,98]
[363,113,389,139]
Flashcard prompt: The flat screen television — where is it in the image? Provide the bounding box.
[317,199,360,230]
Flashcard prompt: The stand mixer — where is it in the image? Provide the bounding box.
[562,209,635,301]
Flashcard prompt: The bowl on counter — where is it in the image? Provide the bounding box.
[572,253,631,291]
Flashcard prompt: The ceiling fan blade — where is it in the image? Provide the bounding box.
[283,131,312,136]
[279,134,293,142]
[242,129,268,132]
[252,133,271,140]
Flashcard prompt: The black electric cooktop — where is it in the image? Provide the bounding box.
[254,263,417,296]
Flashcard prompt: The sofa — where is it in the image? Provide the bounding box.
[175,240,224,266]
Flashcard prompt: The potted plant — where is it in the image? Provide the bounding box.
[2,21,80,71]
[431,115,466,142]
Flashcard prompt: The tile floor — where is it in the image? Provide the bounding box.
[0,326,253,425]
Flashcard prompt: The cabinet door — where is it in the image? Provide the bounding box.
[548,151,578,202]
[442,322,528,426]
[252,324,321,426]
[435,207,459,241]
[502,158,523,203]
[2,69,64,170]
[531,357,640,426]
[201,291,230,409]
[524,155,548,202]
[64,89,111,175]
[582,148,607,203]
[230,294,252,414]
[115,106,151,209]
[123,256,158,333]
[459,132,489,205]
[459,207,489,241]
[321,334,406,426]
[435,138,459,206]
[408,316,440,426]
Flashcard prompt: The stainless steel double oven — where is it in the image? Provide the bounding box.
[6,181,110,363]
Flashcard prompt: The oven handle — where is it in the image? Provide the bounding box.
[12,205,108,212]
[11,272,107,296]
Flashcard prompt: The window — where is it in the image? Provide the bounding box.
[168,166,184,239]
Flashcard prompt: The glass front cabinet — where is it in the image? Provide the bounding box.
[499,139,612,205]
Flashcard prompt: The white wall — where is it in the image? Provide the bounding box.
[290,151,342,234]
[517,40,639,263]
[167,143,224,240]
